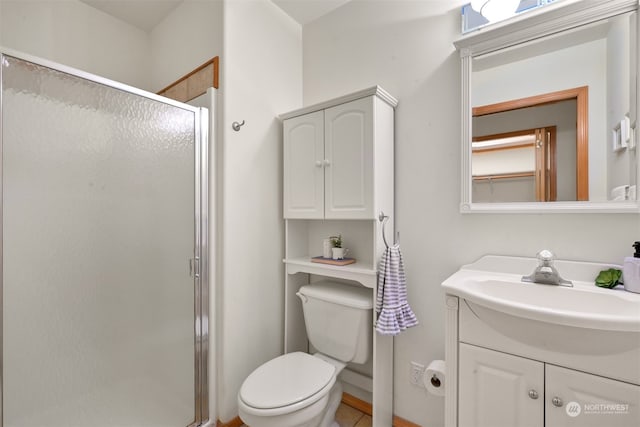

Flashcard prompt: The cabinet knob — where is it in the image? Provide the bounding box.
[552,397,563,407]
[323,159,331,167]
[528,389,539,400]
[315,160,323,167]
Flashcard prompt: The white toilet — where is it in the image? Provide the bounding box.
[238,281,373,427]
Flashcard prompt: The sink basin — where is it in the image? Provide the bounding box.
[442,255,640,332]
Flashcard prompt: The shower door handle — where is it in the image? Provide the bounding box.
[189,257,200,278]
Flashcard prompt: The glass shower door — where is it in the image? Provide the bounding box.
[1,54,207,427]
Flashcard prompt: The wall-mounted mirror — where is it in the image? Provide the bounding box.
[455,0,640,213]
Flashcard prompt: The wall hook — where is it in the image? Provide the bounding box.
[232,120,245,131]
[378,211,399,248]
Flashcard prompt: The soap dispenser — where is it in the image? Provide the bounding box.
[623,241,640,293]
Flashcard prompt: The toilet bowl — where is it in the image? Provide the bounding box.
[237,352,345,427]
[238,281,372,427]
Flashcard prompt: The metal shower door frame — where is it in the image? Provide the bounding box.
[0,47,210,427]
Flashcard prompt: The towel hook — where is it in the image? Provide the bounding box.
[232,120,245,131]
[378,211,399,248]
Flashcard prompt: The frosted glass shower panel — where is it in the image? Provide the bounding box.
[2,56,196,426]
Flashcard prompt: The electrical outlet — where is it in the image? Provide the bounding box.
[409,361,425,387]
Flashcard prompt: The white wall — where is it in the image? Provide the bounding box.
[303,2,640,426]
[0,0,150,90]
[218,0,301,422]
[150,0,223,92]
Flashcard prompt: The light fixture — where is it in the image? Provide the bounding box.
[471,0,521,22]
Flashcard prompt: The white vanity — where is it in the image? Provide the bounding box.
[442,255,640,427]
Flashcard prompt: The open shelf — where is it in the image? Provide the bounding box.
[284,257,377,288]
[473,171,535,181]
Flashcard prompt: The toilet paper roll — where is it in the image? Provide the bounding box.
[424,360,446,397]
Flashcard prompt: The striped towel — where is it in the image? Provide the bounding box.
[375,244,418,335]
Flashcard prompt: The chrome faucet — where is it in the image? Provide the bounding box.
[522,250,573,287]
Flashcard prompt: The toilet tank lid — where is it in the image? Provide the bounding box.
[299,281,372,309]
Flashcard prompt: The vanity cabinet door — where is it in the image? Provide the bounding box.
[459,343,544,427]
[283,111,325,219]
[546,364,640,427]
[324,97,374,219]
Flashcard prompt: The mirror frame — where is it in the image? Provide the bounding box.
[455,0,640,213]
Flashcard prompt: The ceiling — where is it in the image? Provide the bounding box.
[80,0,350,32]
[80,1,183,32]
[272,0,350,25]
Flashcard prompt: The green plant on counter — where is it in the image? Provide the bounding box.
[330,234,342,248]
[595,268,623,289]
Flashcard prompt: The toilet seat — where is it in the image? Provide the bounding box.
[239,352,336,416]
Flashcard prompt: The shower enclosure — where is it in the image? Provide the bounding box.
[0,51,209,427]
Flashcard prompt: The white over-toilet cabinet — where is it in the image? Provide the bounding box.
[280,86,397,427]
[284,93,385,220]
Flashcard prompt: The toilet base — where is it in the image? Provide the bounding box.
[238,380,344,427]
[318,381,343,427]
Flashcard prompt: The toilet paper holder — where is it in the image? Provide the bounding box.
[424,359,446,396]
[430,374,441,388]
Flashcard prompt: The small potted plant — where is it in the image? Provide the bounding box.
[330,234,348,260]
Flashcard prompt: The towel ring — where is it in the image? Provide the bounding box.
[378,211,399,248]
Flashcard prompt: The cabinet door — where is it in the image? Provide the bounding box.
[283,111,325,218]
[324,97,374,219]
[459,343,544,427]
[546,364,640,427]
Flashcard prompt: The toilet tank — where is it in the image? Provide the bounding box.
[298,281,373,364]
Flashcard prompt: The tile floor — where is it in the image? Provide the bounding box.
[335,402,371,427]
[240,402,369,427]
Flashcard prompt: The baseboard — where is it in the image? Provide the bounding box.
[393,416,424,427]
[341,392,373,416]
[341,392,422,427]
[216,416,243,427]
